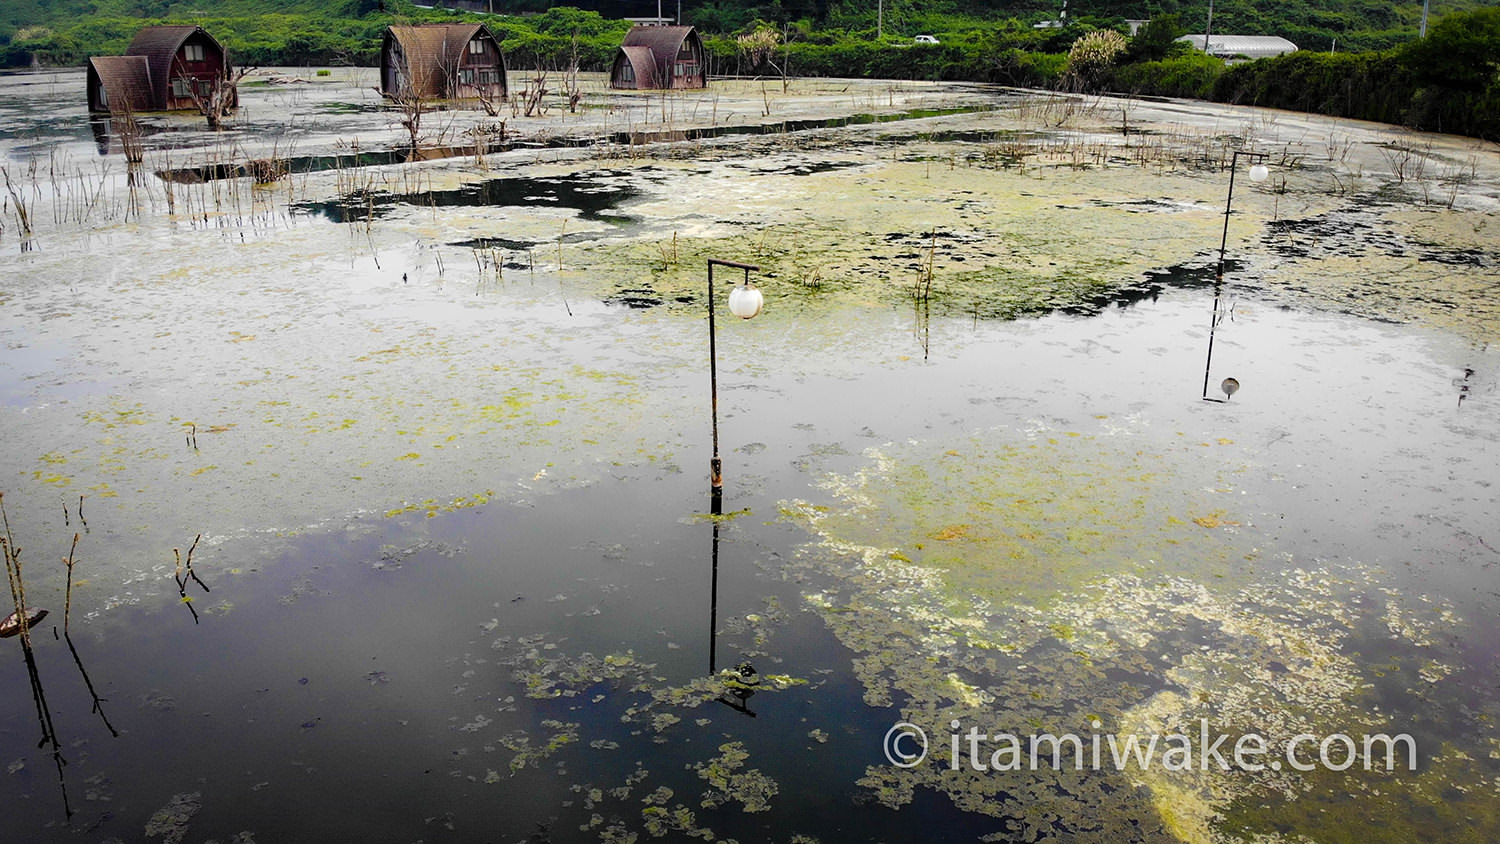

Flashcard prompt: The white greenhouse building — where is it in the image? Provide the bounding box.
[1177,34,1299,61]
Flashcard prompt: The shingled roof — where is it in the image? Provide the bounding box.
[621,26,694,56]
[385,24,486,97]
[620,25,694,80]
[87,55,154,113]
[610,25,705,90]
[126,25,224,94]
[616,46,658,89]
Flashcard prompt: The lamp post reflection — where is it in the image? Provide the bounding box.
[709,508,722,674]
[1202,150,1268,402]
[706,502,760,718]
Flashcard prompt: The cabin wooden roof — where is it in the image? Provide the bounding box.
[88,55,154,113]
[386,24,492,96]
[616,46,658,88]
[620,25,696,58]
[126,25,225,93]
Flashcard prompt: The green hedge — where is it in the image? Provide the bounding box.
[1209,44,1499,140]
[1107,51,1223,98]
[703,38,1065,86]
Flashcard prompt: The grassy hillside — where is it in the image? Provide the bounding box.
[0,2,639,68]
[2,0,1494,140]
[3,0,1493,61]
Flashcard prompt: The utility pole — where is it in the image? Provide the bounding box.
[878,0,883,40]
[1203,0,1215,53]
[1420,0,1430,37]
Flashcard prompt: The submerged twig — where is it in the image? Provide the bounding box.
[185,533,208,593]
[173,534,209,624]
[2,492,37,648]
[62,532,78,633]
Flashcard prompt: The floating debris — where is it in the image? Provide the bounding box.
[144,791,202,844]
[0,607,47,638]
[694,741,779,813]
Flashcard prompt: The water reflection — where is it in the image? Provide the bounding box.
[1200,284,1239,402]
[714,661,759,717]
[1454,350,1486,407]
[172,534,211,625]
[709,492,722,675]
[17,636,72,818]
[61,630,118,737]
[292,171,642,225]
[707,491,759,717]
[3,509,118,820]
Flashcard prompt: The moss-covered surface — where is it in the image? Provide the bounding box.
[780,419,1491,842]
[479,632,811,840]
[2,77,1498,842]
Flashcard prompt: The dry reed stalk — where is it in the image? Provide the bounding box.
[62,532,79,632]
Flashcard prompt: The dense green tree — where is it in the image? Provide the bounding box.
[1399,6,1500,91]
[1124,13,1185,63]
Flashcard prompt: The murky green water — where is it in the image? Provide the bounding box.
[2,69,1498,843]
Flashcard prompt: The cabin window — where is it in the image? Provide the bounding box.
[620,63,634,83]
[171,77,192,97]
[458,69,475,85]
[477,68,500,85]
[182,43,205,62]
[99,86,109,108]
[197,79,213,97]
[468,39,485,55]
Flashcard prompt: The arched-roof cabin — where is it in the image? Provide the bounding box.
[86,56,153,114]
[87,26,235,114]
[609,26,706,90]
[380,24,507,104]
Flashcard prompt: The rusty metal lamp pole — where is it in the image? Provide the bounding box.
[707,258,764,506]
[1202,150,1268,402]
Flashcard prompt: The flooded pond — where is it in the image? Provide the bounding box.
[2,69,1499,842]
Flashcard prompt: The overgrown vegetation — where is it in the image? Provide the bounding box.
[1209,7,1500,140]
[1,1,1495,139]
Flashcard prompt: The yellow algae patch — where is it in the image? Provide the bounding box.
[383,489,495,519]
[1191,512,1239,529]
[931,524,972,541]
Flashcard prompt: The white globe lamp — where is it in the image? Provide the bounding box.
[727,283,764,319]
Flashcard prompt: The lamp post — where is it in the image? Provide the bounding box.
[707,258,764,503]
[704,259,763,719]
[1202,150,1268,402]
